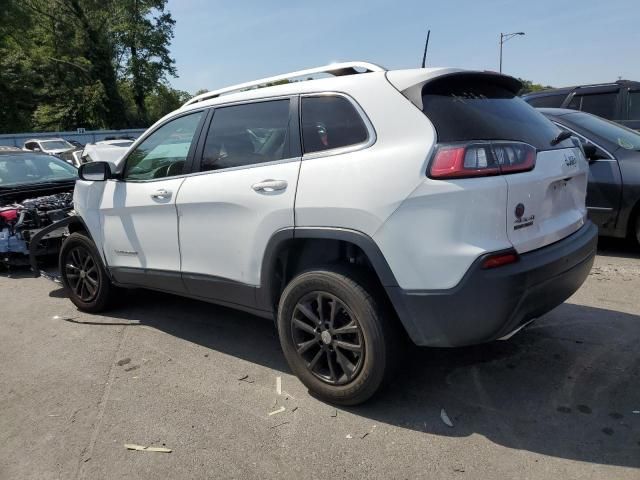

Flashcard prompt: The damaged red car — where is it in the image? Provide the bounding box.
[0,151,76,267]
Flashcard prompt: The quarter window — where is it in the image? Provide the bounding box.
[200,100,290,171]
[123,111,204,180]
[301,96,368,154]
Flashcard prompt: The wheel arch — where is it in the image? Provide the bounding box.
[257,227,400,315]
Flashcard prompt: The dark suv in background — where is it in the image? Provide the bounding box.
[522,80,640,131]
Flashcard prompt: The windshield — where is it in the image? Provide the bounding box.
[0,153,77,187]
[40,140,73,151]
[566,112,640,151]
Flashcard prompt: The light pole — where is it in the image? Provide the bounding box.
[499,32,525,73]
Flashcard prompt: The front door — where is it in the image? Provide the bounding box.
[100,110,206,291]
[177,98,300,307]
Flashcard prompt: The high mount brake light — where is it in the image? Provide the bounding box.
[429,142,536,179]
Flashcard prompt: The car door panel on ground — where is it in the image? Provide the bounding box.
[176,98,301,305]
[100,110,206,291]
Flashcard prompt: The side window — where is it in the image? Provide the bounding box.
[526,94,566,108]
[200,99,290,172]
[301,96,369,154]
[628,90,640,120]
[123,111,204,181]
[568,92,618,119]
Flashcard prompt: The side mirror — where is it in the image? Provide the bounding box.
[79,161,112,181]
[582,144,598,163]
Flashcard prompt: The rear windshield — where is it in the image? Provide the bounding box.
[422,75,571,150]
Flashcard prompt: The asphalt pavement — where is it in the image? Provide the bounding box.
[0,239,638,479]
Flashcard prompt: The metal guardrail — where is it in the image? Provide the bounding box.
[0,129,146,147]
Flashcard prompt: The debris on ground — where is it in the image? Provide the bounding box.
[632,410,639,414]
[124,365,139,372]
[440,408,454,428]
[330,409,338,418]
[125,444,172,453]
[270,421,290,429]
[116,358,131,366]
[276,376,282,395]
[345,434,353,439]
[237,374,254,383]
[268,406,285,416]
[52,315,79,321]
[291,406,298,412]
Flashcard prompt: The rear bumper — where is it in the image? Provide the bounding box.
[386,221,598,347]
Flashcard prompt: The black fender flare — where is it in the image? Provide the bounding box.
[256,227,399,312]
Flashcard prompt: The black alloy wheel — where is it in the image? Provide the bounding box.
[64,246,100,302]
[291,291,365,385]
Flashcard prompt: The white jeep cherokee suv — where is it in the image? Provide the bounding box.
[58,62,597,405]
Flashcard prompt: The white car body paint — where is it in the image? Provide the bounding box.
[71,63,589,297]
[177,160,301,286]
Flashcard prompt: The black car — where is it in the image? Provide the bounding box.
[0,151,76,266]
[523,80,640,131]
[539,108,640,244]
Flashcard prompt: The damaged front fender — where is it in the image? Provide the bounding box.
[28,215,79,276]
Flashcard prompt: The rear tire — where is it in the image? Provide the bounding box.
[59,232,119,312]
[277,267,397,405]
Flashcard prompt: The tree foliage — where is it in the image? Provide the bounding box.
[518,78,554,95]
[0,0,188,133]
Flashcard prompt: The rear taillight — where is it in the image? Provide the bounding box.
[429,142,536,179]
[482,250,519,269]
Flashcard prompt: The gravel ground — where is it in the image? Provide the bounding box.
[0,239,638,480]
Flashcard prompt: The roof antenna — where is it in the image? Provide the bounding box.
[421,30,431,68]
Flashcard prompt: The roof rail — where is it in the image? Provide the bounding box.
[182,61,386,107]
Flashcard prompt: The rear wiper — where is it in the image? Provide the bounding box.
[550,130,572,146]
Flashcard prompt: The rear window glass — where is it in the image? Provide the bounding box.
[567,92,617,119]
[422,76,569,150]
[628,90,640,120]
[525,94,566,108]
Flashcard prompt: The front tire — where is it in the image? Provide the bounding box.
[59,232,119,312]
[277,267,397,405]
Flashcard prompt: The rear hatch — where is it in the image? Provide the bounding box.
[415,72,588,253]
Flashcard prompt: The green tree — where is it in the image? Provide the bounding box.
[518,78,554,95]
[145,84,191,124]
[112,0,177,126]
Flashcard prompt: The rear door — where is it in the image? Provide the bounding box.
[421,74,588,254]
[176,97,300,305]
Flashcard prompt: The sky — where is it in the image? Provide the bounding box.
[166,0,640,94]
